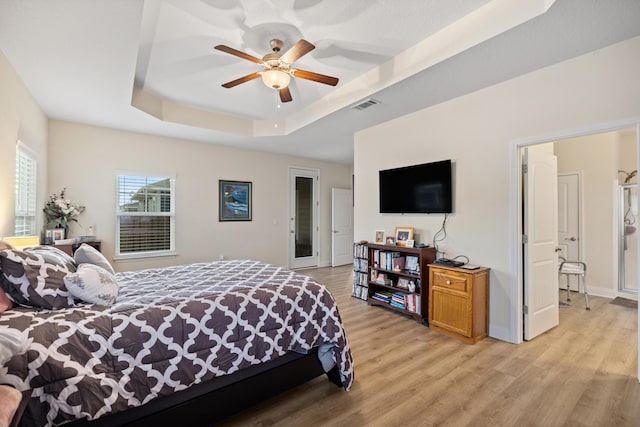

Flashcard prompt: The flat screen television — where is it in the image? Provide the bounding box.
[379,160,453,214]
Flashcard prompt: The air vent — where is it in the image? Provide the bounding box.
[352,98,381,111]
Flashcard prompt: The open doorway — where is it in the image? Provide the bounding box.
[553,129,638,301]
[517,122,640,343]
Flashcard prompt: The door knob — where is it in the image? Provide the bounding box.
[555,247,562,252]
[564,237,577,241]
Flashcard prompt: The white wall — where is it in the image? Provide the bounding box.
[354,36,640,343]
[0,49,48,238]
[555,133,617,297]
[48,120,351,271]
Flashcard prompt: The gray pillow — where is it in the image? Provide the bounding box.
[74,243,115,275]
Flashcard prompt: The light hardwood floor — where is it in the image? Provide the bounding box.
[221,265,640,427]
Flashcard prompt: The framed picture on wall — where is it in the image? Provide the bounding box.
[219,180,252,221]
[375,230,385,243]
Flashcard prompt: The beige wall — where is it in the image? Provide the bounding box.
[0,49,48,238]
[48,120,351,271]
[354,36,640,342]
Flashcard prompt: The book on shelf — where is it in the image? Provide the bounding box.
[404,293,420,313]
[391,292,407,309]
[371,291,392,303]
[353,243,368,259]
[352,283,368,300]
[353,258,368,272]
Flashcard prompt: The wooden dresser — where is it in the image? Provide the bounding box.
[428,264,490,344]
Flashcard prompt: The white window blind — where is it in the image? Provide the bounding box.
[116,175,175,258]
[15,144,37,236]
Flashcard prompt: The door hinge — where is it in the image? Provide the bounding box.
[522,164,528,174]
[522,234,528,244]
[523,305,528,315]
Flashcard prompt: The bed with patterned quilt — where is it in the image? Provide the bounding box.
[0,244,353,427]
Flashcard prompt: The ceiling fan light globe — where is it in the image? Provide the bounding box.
[262,70,290,89]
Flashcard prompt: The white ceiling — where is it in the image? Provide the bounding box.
[1,0,640,164]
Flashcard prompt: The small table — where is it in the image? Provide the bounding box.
[52,240,101,257]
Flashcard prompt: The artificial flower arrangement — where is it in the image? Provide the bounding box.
[43,188,85,230]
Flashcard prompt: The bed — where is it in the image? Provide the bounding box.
[0,246,354,427]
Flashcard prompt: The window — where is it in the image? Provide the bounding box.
[116,175,175,259]
[15,143,37,236]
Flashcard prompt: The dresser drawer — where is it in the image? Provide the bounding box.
[431,269,469,293]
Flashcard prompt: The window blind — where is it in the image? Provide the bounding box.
[116,175,175,257]
[15,144,37,236]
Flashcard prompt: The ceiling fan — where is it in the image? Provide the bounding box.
[214,39,339,103]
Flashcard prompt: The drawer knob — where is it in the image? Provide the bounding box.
[446,280,451,285]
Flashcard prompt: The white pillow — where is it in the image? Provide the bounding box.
[74,243,115,275]
[64,264,118,305]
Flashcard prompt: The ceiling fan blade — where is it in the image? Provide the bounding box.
[292,69,339,86]
[281,39,315,64]
[214,45,263,64]
[221,72,262,88]
[279,87,292,103]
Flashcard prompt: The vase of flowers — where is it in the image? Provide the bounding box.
[43,189,86,238]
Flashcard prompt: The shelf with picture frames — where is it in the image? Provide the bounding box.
[366,242,436,324]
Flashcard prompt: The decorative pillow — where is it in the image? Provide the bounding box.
[0,248,76,309]
[74,243,114,275]
[64,264,118,305]
[30,245,77,267]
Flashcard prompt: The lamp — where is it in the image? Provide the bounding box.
[261,70,290,90]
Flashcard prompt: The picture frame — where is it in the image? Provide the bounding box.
[375,230,385,244]
[405,255,419,272]
[405,239,415,248]
[394,227,414,246]
[219,180,252,221]
[386,237,396,245]
[52,228,65,241]
[397,277,410,290]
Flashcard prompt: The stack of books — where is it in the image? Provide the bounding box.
[390,292,406,310]
[371,291,392,303]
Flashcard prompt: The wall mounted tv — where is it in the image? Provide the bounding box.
[379,160,453,214]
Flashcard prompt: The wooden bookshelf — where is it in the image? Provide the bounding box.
[366,243,436,324]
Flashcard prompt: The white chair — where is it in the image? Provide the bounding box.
[558,257,590,310]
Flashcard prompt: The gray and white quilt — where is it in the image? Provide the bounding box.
[0,260,354,426]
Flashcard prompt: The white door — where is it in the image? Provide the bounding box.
[557,173,581,290]
[289,167,319,269]
[524,145,560,340]
[331,188,353,267]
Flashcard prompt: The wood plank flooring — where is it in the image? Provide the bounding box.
[220,265,640,427]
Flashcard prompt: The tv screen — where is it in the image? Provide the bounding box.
[379,160,452,214]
